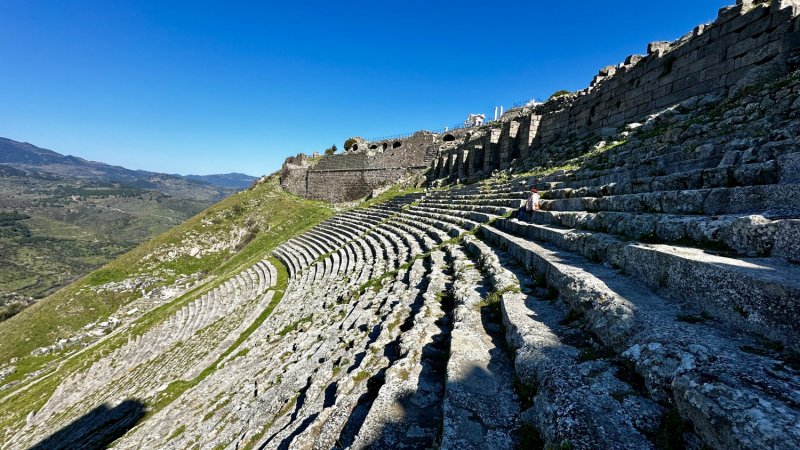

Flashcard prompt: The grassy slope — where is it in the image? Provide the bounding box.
[0,175,331,364]
[0,176,334,436]
[0,176,214,298]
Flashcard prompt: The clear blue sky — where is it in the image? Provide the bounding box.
[0,0,730,176]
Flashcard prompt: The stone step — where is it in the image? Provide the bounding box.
[411,204,500,225]
[524,209,800,262]
[430,191,530,201]
[475,225,800,449]
[297,236,327,258]
[316,223,358,243]
[434,198,525,208]
[348,209,395,222]
[496,218,800,351]
[337,212,378,233]
[390,217,443,250]
[406,207,479,231]
[349,253,449,449]
[273,247,298,278]
[310,227,349,248]
[465,238,662,449]
[291,240,322,264]
[284,242,312,270]
[331,216,375,234]
[539,184,800,216]
[538,160,781,200]
[419,201,513,217]
[531,150,789,195]
[401,210,471,238]
[377,224,418,262]
[366,229,393,260]
[301,232,336,253]
[386,219,431,250]
[442,245,520,450]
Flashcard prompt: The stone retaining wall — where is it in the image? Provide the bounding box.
[430,1,800,181]
[285,2,800,194]
[533,1,800,145]
[281,131,437,202]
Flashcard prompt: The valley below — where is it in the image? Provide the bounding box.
[0,170,215,309]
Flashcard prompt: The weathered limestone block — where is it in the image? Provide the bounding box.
[778,152,800,183]
[647,41,670,56]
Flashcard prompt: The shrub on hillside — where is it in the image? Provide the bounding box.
[325,144,338,156]
[549,90,572,100]
[344,139,357,150]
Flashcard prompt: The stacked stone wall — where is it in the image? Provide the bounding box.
[280,154,309,194]
[281,131,436,202]
[284,2,800,194]
[422,1,800,182]
[532,2,800,145]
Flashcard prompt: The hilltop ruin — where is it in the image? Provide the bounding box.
[284,0,800,200]
[4,2,800,449]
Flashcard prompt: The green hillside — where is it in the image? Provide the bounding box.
[0,173,214,303]
[0,175,333,436]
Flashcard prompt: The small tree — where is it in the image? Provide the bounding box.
[549,90,572,100]
[344,139,357,150]
[325,145,335,156]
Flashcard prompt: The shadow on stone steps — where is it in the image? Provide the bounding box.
[28,399,145,450]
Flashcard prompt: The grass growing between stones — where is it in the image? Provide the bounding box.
[651,408,695,450]
[476,285,521,317]
[675,311,713,324]
[168,424,186,441]
[360,184,423,209]
[515,163,580,178]
[518,422,545,449]
[353,370,370,383]
[278,314,313,337]
[143,257,290,421]
[0,177,333,439]
[512,376,537,411]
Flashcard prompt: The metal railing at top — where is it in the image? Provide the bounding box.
[365,132,416,142]
[366,117,503,143]
[512,99,545,108]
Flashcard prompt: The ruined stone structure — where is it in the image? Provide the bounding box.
[286,0,800,200]
[424,0,800,180]
[281,132,438,202]
[6,2,800,449]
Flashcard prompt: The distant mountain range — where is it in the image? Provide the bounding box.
[183,173,259,189]
[0,137,259,300]
[0,137,258,200]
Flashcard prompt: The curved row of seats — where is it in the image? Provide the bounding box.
[25,260,277,441]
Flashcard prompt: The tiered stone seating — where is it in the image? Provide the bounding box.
[80,152,798,450]
[19,260,277,448]
[384,113,800,448]
[29,69,800,449]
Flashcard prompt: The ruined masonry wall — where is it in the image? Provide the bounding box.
[281,132,436,202]
[431,2,800,180]
[533,2,800,145]
[283,2,800,193]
